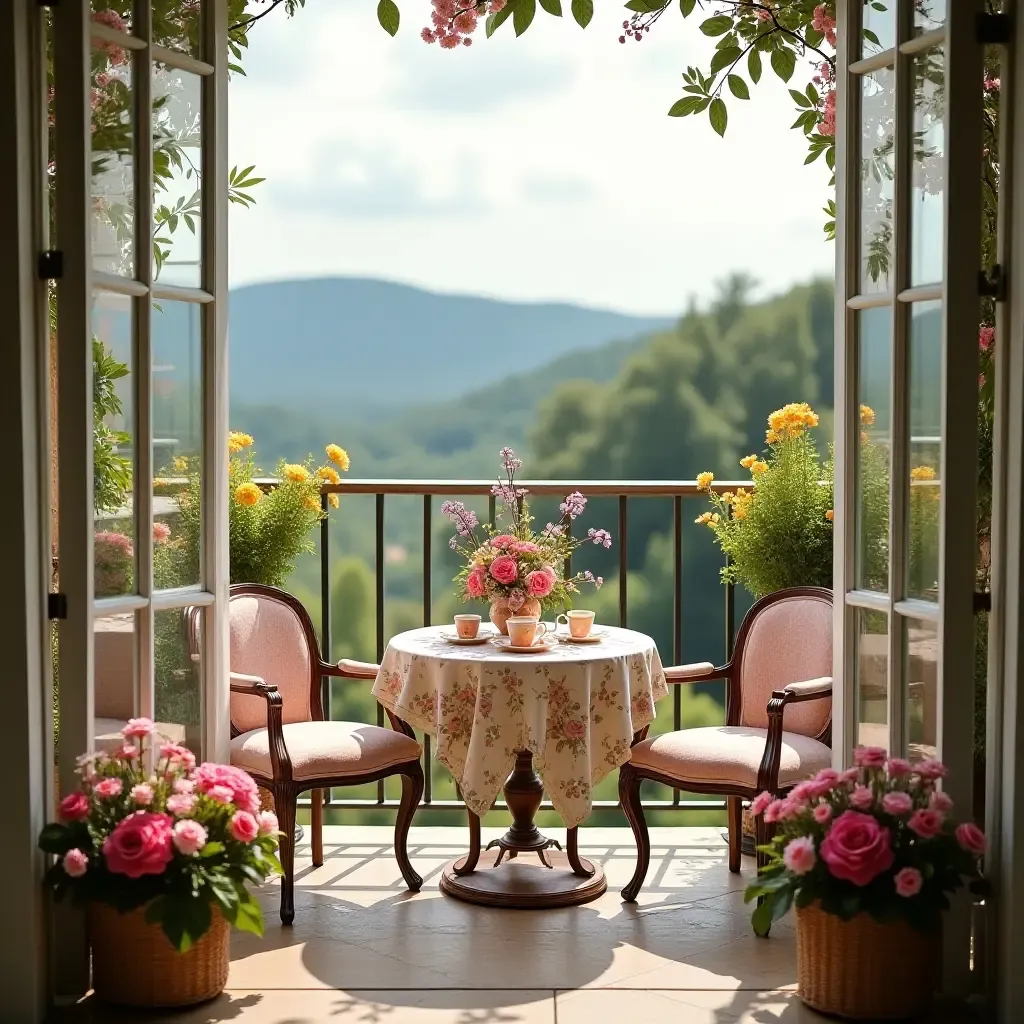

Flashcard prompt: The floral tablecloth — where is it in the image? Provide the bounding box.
[372,625,668,828]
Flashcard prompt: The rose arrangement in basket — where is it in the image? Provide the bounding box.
[39,719,281,951]
[444,447,610,615]
[744,746,986,936]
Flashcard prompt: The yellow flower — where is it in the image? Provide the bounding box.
[710,513,721,524]
[696,471,714,491]
[826,509,835,522]
[766,429,779,444]
[751,460,768,476]
[328,493,340,510]
[732,488,754,520]
[303,495,320,512]
[172,455,189,474]
[740,454,757,470]
[235,482,261,507]
[911,465,937,482]
[153,477,170,489]
[228,431,254,454]
[860,431,869,444]
[766,402,818,441]
[326,444,350,471]
[283,463,309,483]
[317,466,341,485]
[860,404,876,427]
[722,491,735,504]
[695,512,713,525]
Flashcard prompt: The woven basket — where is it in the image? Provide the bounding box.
[88,902,229,1008]
[795,903,939,1019]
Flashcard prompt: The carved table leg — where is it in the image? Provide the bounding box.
[485,750,562,865]
[453,809,482,876]
[567,827,596,879]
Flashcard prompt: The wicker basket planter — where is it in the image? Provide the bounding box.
[795,902,939,1020]
[88,902,229,1008]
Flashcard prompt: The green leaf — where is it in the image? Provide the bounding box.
[668,95,706,117]
[709,97,728,137]
[376,0,400,36]
[699,14,733,36]
[539,0,561,14]
[513,0,536,34]
[789,88,811,108]
[234,895,265,938]
[486,2,515,36]
[680,0,696,13]
[771,48,797,83]
[38,823,73,856]
[200,842,226,858]
[570,0,593,27]
[728,75,750,100]
[751,897,774,937]
[747,47,762,84]
[710,46,741,75]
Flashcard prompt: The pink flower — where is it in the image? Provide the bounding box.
[525,569,554,598]
[131,784,154,807]
[466,569,486,599]
[489,554,519,585]
[813,803,833,825]
[514,541,540,554]
[421,27,436,42]
[882,791,913,816]
[955,822,986,855]
[208,784,234,805]
[850,785,875,810]
[173,777,195,794]
[917,759,949,781]
[854,745,887,768]
[258,810,279,836]
[563,719,586,741]
[929,790,953,813]
[94,778,123,800]
[895,866,923,897]
[812,768,840,791]
[122,717,156,739]
[763,799,787,823]
[783,835,817,875]
[153,521,171,544]
[979,326,996,352]
[103,812,174,877]
[908,809,944,838]
[112,743,138,761]
[172,818,208,856]
[820,811,894,886]
[59,792,90,822]
[161,743,197,771]
[194,762,260,814]
[230,811,260,843]
[750,791,774,817]
[790,781,818,801]
[166,793,196,816]
[886,758,912,778]
[490,535,516,549]
[63,849,89,878]
[840,767,861,783]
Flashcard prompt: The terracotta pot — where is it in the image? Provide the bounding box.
[795,902,939,1019]
[489,597,542,636]
[89,902,229,1008]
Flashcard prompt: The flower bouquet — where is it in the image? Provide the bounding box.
[745,747,986,1019]
[39,719,281,1007]
[444,448,610,634]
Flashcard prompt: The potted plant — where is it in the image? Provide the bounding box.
[745,747,986,1020]
[39,719,281,1008]
[443,447,610,633]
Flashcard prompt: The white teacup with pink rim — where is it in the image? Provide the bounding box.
[454,614,481,639]
[506,616,550,647]
[556,609,596,639]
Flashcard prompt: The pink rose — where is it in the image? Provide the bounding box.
[94,778,123,800]
[63,849,89,878]
[854,745,887,768]
[130,784,154,807]
[525,569,554,598]
[813,803,833,825]
[194,762,260,814]
[563,719,586,741]
[489,554,519,585]
[103,812,174,878]
[930,790,953,813]
[783,835,816,875]
[166,793,196,816]
[466,569,486,599]
[908,809,944,838]
[172,818,208,856]
[750,791,773,817]
[886,758,912,778]
[490,535,516,549]
[895,866,923,897]
[122,717,156,739]
[514,541,540,553]
[820,810,894,886]
[917,758,949,781]
[850,785,875,810]
[882,791,913,816]
[258,810,280,836]
[955,822,986,855]
[59,792,90,822]
[230,811,260,843]
[208,785,235,805]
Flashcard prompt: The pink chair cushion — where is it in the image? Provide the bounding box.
[629,726,831,790]
[738,595,832,737]
[230,721,422,783]
[229,594,313,734]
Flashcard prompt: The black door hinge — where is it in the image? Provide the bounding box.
[979,264,1007,302]
[48,593,67,621]
[977,12,1011,45]
[38,250,63,281]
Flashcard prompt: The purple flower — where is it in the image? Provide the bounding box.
[588,528,612,549]
[582,571,604,588]
[499,447,522,473]
[544,523,563,537]
[491,483,528,505]
[560,491,587,520]
[449,535,459,550]
[441,500,479,536]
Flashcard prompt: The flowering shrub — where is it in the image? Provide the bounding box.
[744,747,986,936]
[445,447,609,612]
[38,719,280,951]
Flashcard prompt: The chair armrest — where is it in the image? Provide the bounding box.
[320,658,380,679]
[755,677,833,792]
[228,673,292,781]
[230,671,271,694]
[779,677,833,702]
[664,662,725,684]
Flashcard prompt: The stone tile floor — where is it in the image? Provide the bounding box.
[61,826,973,1023]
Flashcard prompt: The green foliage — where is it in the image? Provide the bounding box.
[92,338,133,515]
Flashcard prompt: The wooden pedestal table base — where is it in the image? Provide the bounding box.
[440,751,607,908]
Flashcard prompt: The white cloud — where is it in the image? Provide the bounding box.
[227,2,835,315]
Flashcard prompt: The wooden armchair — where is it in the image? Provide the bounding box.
[220,584,424,924]
[619,586,833,902]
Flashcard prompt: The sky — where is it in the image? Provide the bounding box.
[227,2,835,316]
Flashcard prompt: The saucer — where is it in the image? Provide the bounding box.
[440,632,493,646]
[559,632,604,644]
[490,636,557,654]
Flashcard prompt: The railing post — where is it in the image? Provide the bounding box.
[375,493,385,804]
[320,491,331,714]
[618,495,628,628]
[422,494,432,805]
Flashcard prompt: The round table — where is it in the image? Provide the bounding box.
[372,624,668,908]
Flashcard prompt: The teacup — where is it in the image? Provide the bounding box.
[506,616,550,647]
[557,609,596,639]
[454,614,481,639]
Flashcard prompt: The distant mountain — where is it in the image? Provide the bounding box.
[227,277,672,407]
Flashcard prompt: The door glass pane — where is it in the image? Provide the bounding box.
[904,616,938,762]
[856,307,891,592]
[153,2,202,58]
[90,44,134,276]
[155,607,203,755]
[93,292,135,598]
[856,609,889,750]
[915,0,946,35]
[860,67,896,293]
[861,0,895,58]
[911,47,945,286]
[153,301,203,590]
[90,5,133,45]
[153,65,202,287]
[93,611,137,752]
[907,301,942,600]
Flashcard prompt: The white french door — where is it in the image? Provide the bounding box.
[52,0,230,809]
